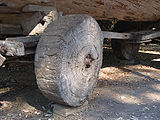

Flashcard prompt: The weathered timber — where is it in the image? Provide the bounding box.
[22,5,56,12]
[103,31,132,39]
[0,41,25,56]
[109,30,160,60]
[0,54,6,66]
[35,15,103,107]
[134,39,152,44]
[103,30,160,42]
[22,7,58,35]
[137,31,160,41]
[1,0,160,21]
[4,60,33,64]
[29,10,58,36]
[0,24,22,35]
[6,36,40,48]
[4,30,160,51]
[22,12,45,35]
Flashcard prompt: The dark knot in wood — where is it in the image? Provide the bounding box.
[85,54,94,68]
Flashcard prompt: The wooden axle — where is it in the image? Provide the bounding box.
[6,36,40,48]
[2,30,160,56]
[0,29,160,66]
[103,30,160,43]
[0,40,25,66]
[0,41,24,56]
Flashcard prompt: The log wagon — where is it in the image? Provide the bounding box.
[0,0,160,107]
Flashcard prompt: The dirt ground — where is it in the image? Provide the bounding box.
[1,43,160,120]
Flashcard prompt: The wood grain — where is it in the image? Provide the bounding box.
[0,0,160,21]
[35,15,103,106]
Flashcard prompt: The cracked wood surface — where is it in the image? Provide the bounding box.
[0,41,25,56]
[0,0,160,22]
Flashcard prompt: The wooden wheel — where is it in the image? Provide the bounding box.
[111,40,139,60]
[34,15,103,106]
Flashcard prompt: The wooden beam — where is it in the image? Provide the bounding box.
[129,39,152,43]
[137,31,160,41]
[0,41,25,56]
[29,10,58,36]
[22,12,44,35]
[6,36,40,48]
[0,24,23,35]
[22,5,56,12]
[22,11,59,36]
[22,5,58,35]
[2,0,160,21]
[102,31,132,39]
[103,30,160,42]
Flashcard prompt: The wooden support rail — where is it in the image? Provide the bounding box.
[103,30,160,42]
[6,36,40,48]
[0,41,24,56]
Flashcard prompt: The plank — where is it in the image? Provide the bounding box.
[1,0,160,21]
[29,10,58,35]
[102,31,132,39]
[138,31,160,41]
[6,36,40,48]
[22,8,58,35]
[103,30,160,42]
[0,41,25,56]
[22,5,56,12]
[22,12,44,35]
[0,24,22,35]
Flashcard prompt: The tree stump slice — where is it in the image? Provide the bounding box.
[34,15,103,106]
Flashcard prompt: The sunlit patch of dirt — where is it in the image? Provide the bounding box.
[1,43,160,119]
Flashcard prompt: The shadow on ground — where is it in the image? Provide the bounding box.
[86,43,160,120]
[102,43,160,69]
[1,43,160,119]
[0,63,50,113]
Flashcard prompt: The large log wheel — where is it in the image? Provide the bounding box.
[34,15,103,106]
[111,40,140,60]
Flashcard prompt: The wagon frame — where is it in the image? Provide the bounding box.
[1,4,160,107]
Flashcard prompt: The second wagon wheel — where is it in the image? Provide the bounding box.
[111,39,140,60]
[34,15,104,106]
